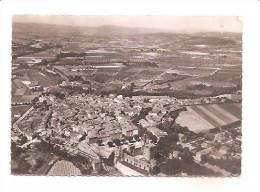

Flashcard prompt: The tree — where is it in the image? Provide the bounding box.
[147,131,157,143]
[180,147,194,164]
[97,139,103,146]
[139,107,152,120]
[150,165,160,175]
[11,142,23,158]
[182,162,217,176]
[32,97,39,105]
[12,158,31,174]
[107,141,114,147]
[138,127,147,137]
[168,133,179,143]
[133,134,141,142]
[106,151,115,166]
[113,139,121,146]
[200,154,208,164]
[160,159,182,175]
[153,152,165,164]
[38,140,53,153]
[156,133,179,157]
[33,158,44,171]
[19,135,28,145]
[151,135,158,143]
[128,136,134,142]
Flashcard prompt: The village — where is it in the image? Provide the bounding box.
[11,20,242,176]
[11,90,241,176]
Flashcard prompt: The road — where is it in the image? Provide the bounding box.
[18,138,40,149]
[143,66,221,89]
[176,67,221,83]
[12,105,35,139]
[13,105,34,127]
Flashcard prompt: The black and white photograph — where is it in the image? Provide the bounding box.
[10,15,243,176]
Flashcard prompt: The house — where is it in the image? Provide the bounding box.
[120,121,138,136]
[122,153,151,173]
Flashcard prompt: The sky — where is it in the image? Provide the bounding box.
[13,15,242,33]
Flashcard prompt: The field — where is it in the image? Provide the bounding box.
[11,105,31,123]
[195,70,241,85]
[27,69,64,87]
[13,68,64,88]
[12,23,242,98]
[47,160,82,176]
[176,103,241,133]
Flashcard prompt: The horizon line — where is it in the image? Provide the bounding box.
[13,21,242,34]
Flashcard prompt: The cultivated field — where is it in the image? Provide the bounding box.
[47,160,82,176]
[176,103,241,133]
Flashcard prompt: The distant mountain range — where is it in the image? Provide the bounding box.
[13,22,164,36]
[13,22,241,36]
